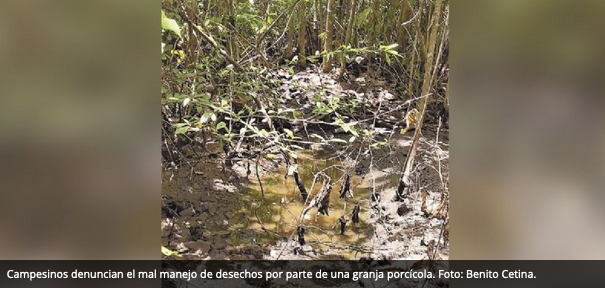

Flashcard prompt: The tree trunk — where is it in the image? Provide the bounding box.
[285,1,298,59]
[298,0,307,66]
[396,0,443,200]
[322,0,336,72]
[189,20,244,71]
[313,0,320,52]
[406,0,423,97]
[366,0,380,70]
[368,0,380,49]
[338,0,358,78]
[396,0,412,51]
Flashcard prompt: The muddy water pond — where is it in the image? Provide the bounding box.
[230,150,377,259]
[162,141,406,259]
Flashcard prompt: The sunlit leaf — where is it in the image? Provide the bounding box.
[161,246,178,256]
[200,112,212,123]
[310,134,326,142]
[216,122,227,130]
[175,126,189,135]
[387,50,399,56]
[161,11,181,37]
[328,139,348,144]
[283,128,295,139]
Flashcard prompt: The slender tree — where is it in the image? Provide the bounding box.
[368,0,381,49]
[407,0,423,97]
[397,0,444,200]
[313,0,320,52]
[285,1,298,59]
[298,0,307,66]
[396,0,413,51]
[322,0,336,72]
[338,0,358,78]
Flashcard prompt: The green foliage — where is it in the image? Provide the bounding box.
[235,3,265,33]
[311,91,358,116]
[379,43,400,65]
[161,10,181,37]
[355,7,372,26]
[334,118,359,137]
[160,0,448,166]
[283,128,295,139]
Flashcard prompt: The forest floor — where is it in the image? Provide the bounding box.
[161,66,449,261]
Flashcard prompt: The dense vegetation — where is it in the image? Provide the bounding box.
[161,0,449,261]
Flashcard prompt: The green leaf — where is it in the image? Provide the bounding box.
[283,128,295,139]
[216,122,227,131]
[175,126,189,135]
[258,129,269,137]
[387,49,399,56]
[355,8,371,26]
[161,10,181,37]
[200,112,212,123]
[310,133,326,142]
[161,246,178,256]
[328,139,348,144]
[340,121,359,136]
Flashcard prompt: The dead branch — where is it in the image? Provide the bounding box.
[188,20,245,71]
[338,215,348,235]
[351,204,360,224]
[316,178,333,216]
[301,176,332,217]
[338,172,351,199]
[420,191,448,219]
[292,164,309,201]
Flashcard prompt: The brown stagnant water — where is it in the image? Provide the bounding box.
[230,150,377,259]
[163,144,399,259]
